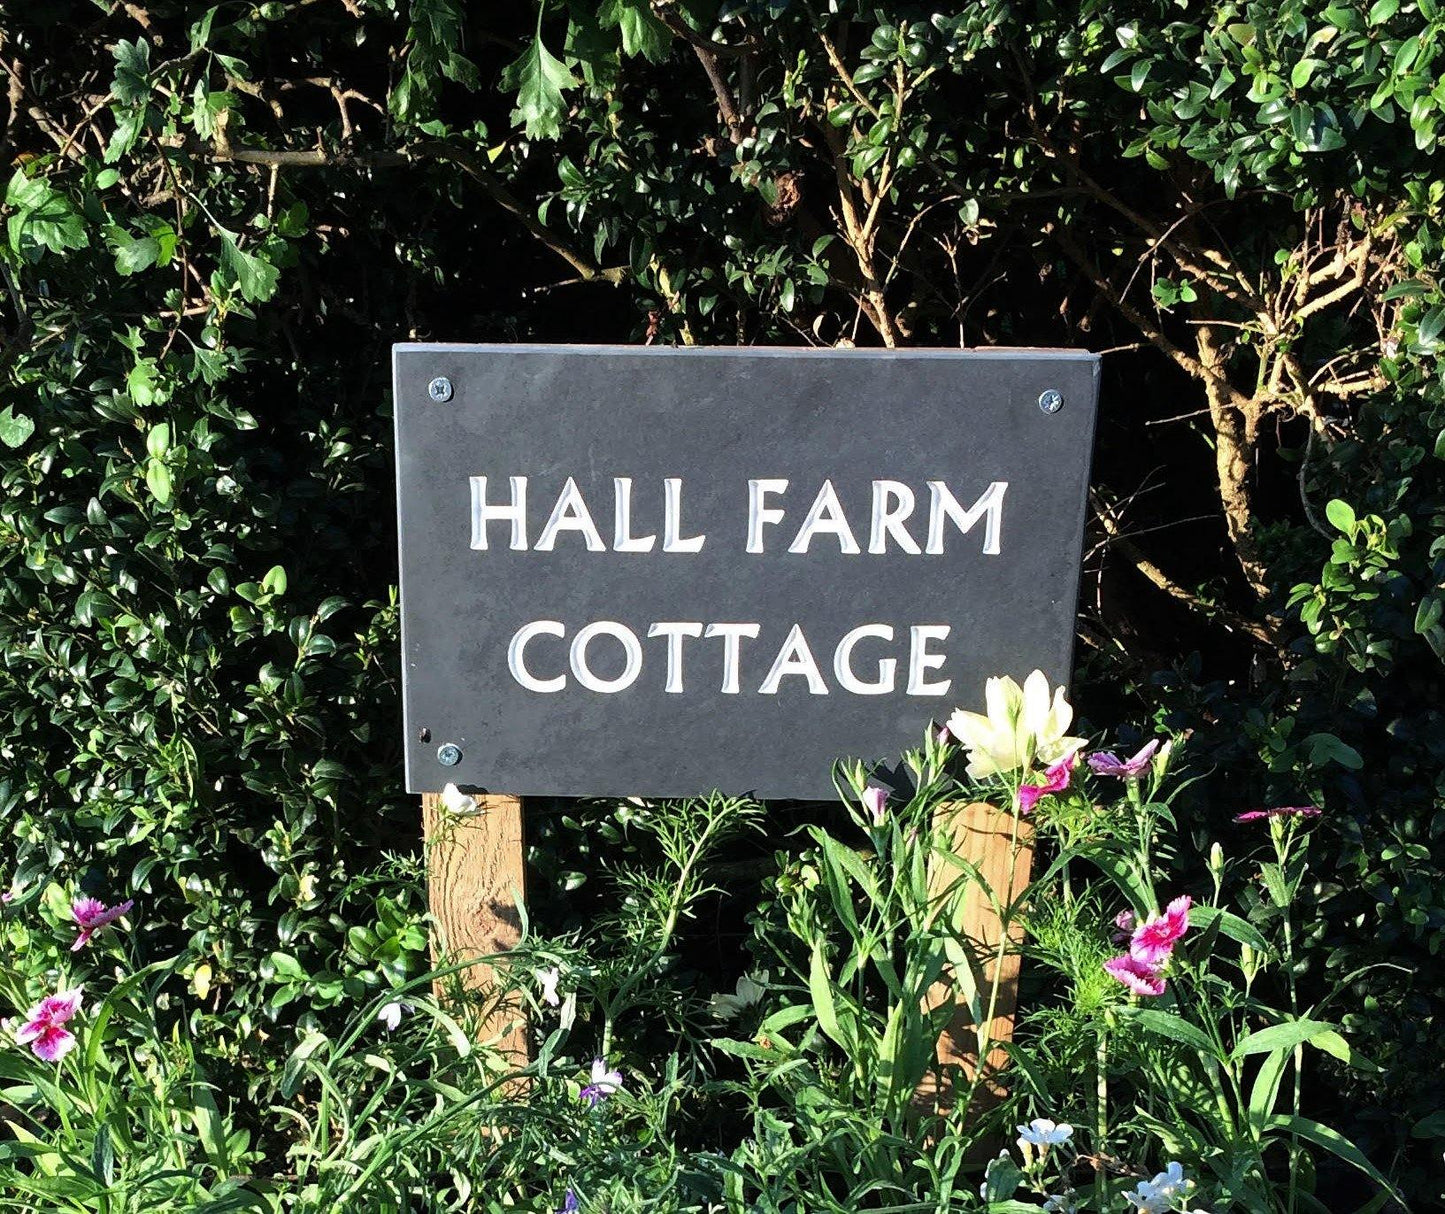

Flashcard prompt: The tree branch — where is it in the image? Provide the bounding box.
[1053,226,1252,410]
[650,2,750,141]
[194,138,627,286]
[1091,489,1276,647]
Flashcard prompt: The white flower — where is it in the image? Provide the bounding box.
[1121,1162,1189,1214]
[1043,1196,1077,1213]
[377,1000,410,1031]
[537,966,561,1008]
[709,972,767,1020]
[1016,1117,1073,1147]
[946,670,1086,779]
[440,783,479,816]
[581,1057,624,1104]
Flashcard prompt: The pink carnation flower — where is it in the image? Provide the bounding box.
[1129,895,1192,966]
[16,987,83,1061]
[1017,753,1076,815]
[1234,806,1321,824]
[1104,954,1166,997]
[71,896,134,951]
[1088,740,1160,779]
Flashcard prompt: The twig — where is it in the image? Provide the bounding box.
[1091,489,1276,647]
[1054,227,1252,410]
[194,137,628,285]
[650,2,751,141]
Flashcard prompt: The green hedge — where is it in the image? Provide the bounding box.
[3,0,1445,1201]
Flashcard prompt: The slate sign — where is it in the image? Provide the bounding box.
[394,344,1099,799]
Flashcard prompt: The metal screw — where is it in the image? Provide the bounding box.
[436,742,462,767]
[1038,388,1063,414]
[428,376,454,403]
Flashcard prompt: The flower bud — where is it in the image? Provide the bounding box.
[1152,737,1175,781]
[1240,941,1264,983]
[1208,842,1224,879]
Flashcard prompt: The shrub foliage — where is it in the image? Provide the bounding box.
[2,0,1445,1203]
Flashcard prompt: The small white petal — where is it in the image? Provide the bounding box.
[440,783,479,816]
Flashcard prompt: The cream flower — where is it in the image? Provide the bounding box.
[945,670,1086,779]
[440,783,479,816]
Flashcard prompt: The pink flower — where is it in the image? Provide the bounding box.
[1104,954,1166,997]
[1016,753,1076,815]
[860,786,889,826]
[935,723,952,745]
[71,897,134,951]
[1088,740,1160,779]
[1129,895,1192,966]
[1112,909,1136,943]
[1234,806,1321,823]
[16,987,83,1061]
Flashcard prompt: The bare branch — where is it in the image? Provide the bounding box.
[650,2,751,140]
[1053,227,1253,410]
[1091,489,1276,647]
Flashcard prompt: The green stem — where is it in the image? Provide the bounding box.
[602,810,724,1056]
[1280,834,1303,1214]
[1095,1027,1111,1207]
[972,808,1023,1098]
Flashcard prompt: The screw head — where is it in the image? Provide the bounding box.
[436,742,462,767]
[428,376,454,403]
[1038,388,1063,414]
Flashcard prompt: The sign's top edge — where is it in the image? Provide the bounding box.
[392,342,1100,362]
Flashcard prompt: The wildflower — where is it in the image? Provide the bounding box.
[1016,1117,1073,1147]
[1233,806,1321,823]
[1121,1162,1189,1213]
[537,966,561,1008]
[860,786,889,825]
[1104,954,1166,997]
[71,896,134,951]
[946,670,1086,780]
[1113,909,1136,942]
[558,1190,579,1213]
[440,783,479,815]
[580,1057,623,1105]
[16,987,83,1062]
[377,1000,411,1031]
[1129,896,1192,966]
[1042,1197,1077,1214]
[710,972,766,1020]
[1017,752,1076,815]
[1088,739,1160,779]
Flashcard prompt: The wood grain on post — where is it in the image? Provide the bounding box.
[915,801,1034,1114]
[421,792,530,1065]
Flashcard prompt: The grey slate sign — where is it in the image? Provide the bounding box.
[394,344,1099,799]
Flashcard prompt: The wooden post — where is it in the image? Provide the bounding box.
[421,792,530,1064]
[915,802,1034,1115]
